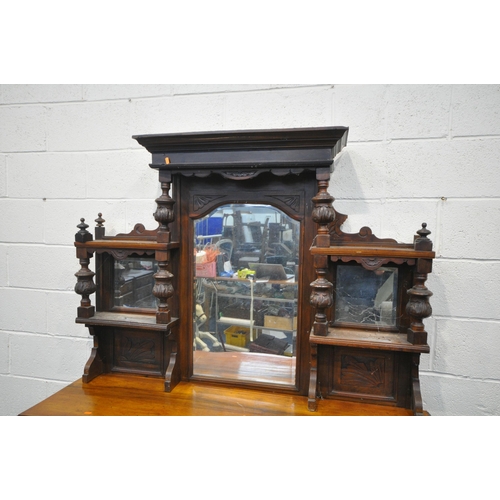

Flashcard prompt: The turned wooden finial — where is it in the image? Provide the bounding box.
[95,213,105,226]
[95,213,105,239]
[417,222,431,239]
[414,222,432,251]
[75,218,93,243]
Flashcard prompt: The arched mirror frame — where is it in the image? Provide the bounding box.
[133,127,350,396]
[175,171,317,394]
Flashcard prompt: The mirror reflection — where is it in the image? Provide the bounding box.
[193,204,300,386]
[335,265,398,327]
[114,257,158,309]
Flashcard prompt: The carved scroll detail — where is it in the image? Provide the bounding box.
[220,170,260,180]
[193,194,226,212]
[340,355,384,388]
[330,255,415,270]
[268,194,301,213]
[328,209,399,245]
[119,338,156,364]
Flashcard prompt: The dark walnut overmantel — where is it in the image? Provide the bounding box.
[72,126,435,416]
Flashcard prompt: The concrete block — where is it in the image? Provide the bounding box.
[83,84,172,101]
[10,333,90,382]
[0,199,45,243]
[452,84,500,137]
[224,86,333,130]
[46,101,131,151]
[386,138,500,199]
[386,85,451,139]
[131,94,225,136]
[9,245,75,291]
[0,154,6,196]
[433,318,500,379]
[334,84,387,142]
[86,149,157,200]
[172,84,307,95]
[0,332,9,374]
[0,84,83,104]
[122,199,159,233]
[332,143,388,200]
[44,199,128,245]
[421,372,500,415]
[420,317,436,371]
[0,375,52,416]
[381,199,440,245]
[7,152,86,199]
[328,199,384,238]
[0,105,47,152]
[428,260,500,321]
[0,245,7,286]
[439,199,500,260]
[47,291,90,339]
[0,288,47,333]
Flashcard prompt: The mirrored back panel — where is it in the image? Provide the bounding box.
[334,265,399,327]
[113,257,158,310]
[192,204,300,386]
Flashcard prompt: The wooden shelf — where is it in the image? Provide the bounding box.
[310,245,435,259]
[310,327,429,353]
[76,311,178,331]
[75,240,180,251]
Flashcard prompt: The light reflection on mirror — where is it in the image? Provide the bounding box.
[335,265,398,326]
[192,203,300,386]
[114,257,158,309]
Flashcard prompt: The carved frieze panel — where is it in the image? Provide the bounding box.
[330,255,415,270]
[191,191,304,217]
[331,347,395,400]
[114,330,163,374]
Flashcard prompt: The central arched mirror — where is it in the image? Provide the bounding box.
[192,203,300,386]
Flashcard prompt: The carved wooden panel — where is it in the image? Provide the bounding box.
[113,329,163,375]
[190,191,304,217]
[331,347,395,401]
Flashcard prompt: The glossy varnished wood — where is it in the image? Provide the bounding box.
[193,351,296,387]
[19,373,415,416]
[310,327,430,353]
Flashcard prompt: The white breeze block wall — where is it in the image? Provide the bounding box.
[1,84,499,416]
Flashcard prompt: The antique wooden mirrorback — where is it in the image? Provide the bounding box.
[74,127,434,414]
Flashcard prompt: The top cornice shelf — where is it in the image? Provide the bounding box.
[133,127,349,172]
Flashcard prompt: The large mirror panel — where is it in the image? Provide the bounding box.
[192,204,300,386]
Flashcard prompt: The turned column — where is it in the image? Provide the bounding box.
[153,180,175,324]
[310,176,335,336]
[406,223,433,345]
[74,218,96,319]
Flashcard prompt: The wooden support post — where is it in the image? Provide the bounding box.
[153,181,175,324]
[406,224,433,345]
[74,218,96,319]
[310,177,335,336]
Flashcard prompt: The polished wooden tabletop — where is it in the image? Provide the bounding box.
[20,373,415,416]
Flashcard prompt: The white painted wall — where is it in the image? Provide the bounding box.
[1,84,499,416]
